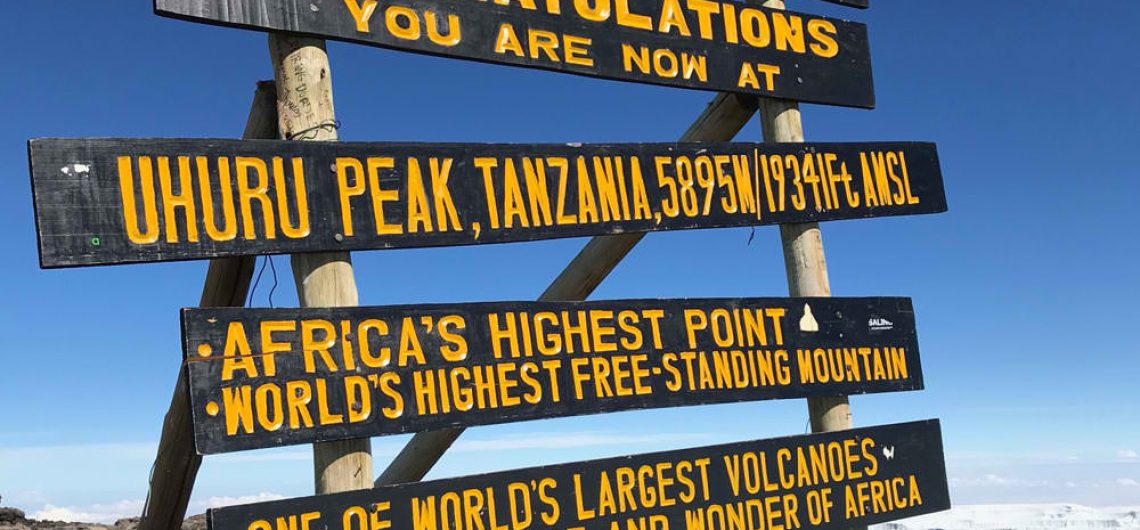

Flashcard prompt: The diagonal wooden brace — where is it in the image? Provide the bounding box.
[139,81,277,530]
[376,92,759,486]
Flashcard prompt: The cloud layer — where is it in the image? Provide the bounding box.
[26,494,286,524]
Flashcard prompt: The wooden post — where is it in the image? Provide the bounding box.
[376,93,759,486]
[267,33,374,494]
[140,82,276,530]
[758,0,854,435]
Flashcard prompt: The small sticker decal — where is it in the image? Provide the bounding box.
[869,317,894,331]
[800,303,819,332]
[60,163,91,176]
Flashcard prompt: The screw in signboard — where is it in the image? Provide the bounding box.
[90,237,101,247]
[334,233,344,242]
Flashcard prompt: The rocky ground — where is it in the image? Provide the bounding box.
[0,508,205,530]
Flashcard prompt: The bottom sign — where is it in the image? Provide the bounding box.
[210,420,949,530]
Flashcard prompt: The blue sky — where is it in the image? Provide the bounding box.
[1,0,1138,523]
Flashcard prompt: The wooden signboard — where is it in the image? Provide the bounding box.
[184,297,923,454]
[30,139,946,268]
[208,419,949,530]
[823,0,868,8]
[153,0,874,108]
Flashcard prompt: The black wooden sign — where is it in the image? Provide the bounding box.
[208,419,949,530]
[184,296,923,454]
[154,0,874,108]
[822,0,868,8]
[30,139,946,268]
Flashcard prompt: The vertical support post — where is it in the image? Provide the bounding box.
[268,34,374,494]
[759,1,853,435]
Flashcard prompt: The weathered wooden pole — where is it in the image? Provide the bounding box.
[267,34,374,494]
[376,93,759,485]
[140,82,275,530]
[758,0,854,434]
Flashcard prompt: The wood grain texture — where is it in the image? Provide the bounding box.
[214,421,950,530]
[268,32,373,495]
[154,0,875,108]
[139,81,276,530]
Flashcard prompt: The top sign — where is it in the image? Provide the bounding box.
[154,0,874,108]
[822,0,868,8]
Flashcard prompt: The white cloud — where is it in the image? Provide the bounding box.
[2,490,48,504]
[1116,478,1140,487]
[948,474,1052,488]
[1117,449,1139,460]
[882,504,1140,530]
[210,432,708,461]
[945,451,1082,464]
[191,492,286,510]
[19,494,286,524]
[31,499,144,524]
[0,442,156,460]
[453,432,709,452]
[212,450,312,463]
[211,441,411,464]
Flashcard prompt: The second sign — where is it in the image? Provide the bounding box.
[185,297,924,454]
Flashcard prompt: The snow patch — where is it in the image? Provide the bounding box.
[875,504,1140,530]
